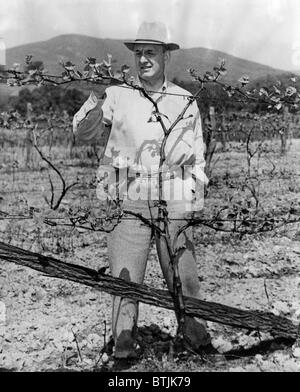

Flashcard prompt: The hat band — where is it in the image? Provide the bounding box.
[134,39,166,45]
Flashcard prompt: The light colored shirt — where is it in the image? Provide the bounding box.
[74,79,208,211]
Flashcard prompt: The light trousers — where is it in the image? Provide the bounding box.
[107,199,209,357]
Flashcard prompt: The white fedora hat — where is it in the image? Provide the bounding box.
[124,22,180,51]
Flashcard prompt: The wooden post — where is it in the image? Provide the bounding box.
[220,112,227,151]
[280,107,289,155]
[287,110,293,150]
[25,102,33,168]
[204,106,217,177]
[25,128,32,168]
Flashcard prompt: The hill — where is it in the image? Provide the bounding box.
[5,34,288,87]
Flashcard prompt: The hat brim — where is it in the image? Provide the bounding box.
[124,40,180,51]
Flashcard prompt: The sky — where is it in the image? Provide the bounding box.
[0,0,300,71]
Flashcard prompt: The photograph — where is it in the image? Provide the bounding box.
[0,0,299,375]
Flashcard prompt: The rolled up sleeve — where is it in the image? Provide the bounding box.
[73,88,116,142]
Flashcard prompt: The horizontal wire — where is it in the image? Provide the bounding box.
[0,213,299,223]
[0,73,287,104]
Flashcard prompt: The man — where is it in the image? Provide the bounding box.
[73,22,214,359]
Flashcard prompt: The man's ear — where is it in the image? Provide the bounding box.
[164,50,171,64]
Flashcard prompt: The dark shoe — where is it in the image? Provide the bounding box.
[114,350,139,359]
[183,316,212,348]
[111,357,139,371]
[114,330,139,359]
[180,316,223,358]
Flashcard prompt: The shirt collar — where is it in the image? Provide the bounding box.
[136,76,168,97]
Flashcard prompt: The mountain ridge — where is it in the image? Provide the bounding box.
[5,34,289,86]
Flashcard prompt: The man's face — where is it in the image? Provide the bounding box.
[134,43,168,82]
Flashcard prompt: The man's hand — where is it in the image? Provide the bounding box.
[73,91,98,131]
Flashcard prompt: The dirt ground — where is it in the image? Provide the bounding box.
[0,138,299,372]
